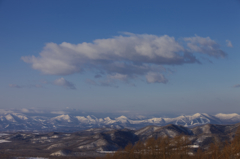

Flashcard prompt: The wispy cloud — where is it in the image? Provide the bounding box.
[86,79,98,86]
[9,84,21,88]
[146,72,168,83]
[94,74,102,78]
[184,35,227,58]
[9,78,76,90]
[22,33,227,85]
[233,84,240,88]
[226,40,233,47]
[53,77,76,89]
[9,84,42,88]
[51,111,66,114]
[85,79,119,88]
[21,108,29,113]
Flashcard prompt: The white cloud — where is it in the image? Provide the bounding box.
[184,35,227,58]
[53,77,76,89]
[22,33,227,84]
[226,40,233,47]
[146,72,168,83]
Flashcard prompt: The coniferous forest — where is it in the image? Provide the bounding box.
[99,127,240,159]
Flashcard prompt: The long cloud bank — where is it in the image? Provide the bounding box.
[22,33,226,84]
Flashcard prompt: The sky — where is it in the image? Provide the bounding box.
[0,0,240,116]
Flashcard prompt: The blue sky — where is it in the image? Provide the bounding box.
[0,0,240,115]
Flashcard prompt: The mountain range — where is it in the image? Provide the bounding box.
[0,122,240,157]
[1,111,240,132]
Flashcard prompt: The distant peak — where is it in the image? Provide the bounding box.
[216,113,238,116]
[192,113,201,117]
[104,117,111,121]
[86,115,93,119]
[52,114,71,122]
[59,114,69,117]
[5,114,16,122]
[215,113,239,119]
[116,116,128,119]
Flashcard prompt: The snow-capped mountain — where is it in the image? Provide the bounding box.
[1,122,240,157]
[51,114,72,122]
[215,113,240,124]
[0,111,240,132]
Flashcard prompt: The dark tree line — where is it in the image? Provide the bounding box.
[1,127,240,159]
[99,127,240,159]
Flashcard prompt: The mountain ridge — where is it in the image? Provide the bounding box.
[0,122,240,157]
[1,111,240,132]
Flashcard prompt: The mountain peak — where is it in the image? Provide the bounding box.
[215,113,240,120]
[5,114,16,122]
[117,115,127,119]
[52,114,71,122]
[192,113,202,117]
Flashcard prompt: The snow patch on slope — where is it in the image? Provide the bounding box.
[5,114,16,122]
